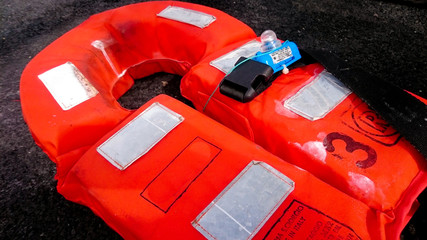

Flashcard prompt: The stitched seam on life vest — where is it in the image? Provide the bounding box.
[248,164,294,239]
[194,161,294,240]
[193,222,217,240]
[192,163,253,240]
[192,163,254,240]
[38,62,99,110]
[140,137,222,213]
[250,188,294,239]
[194,163,254,222]
[258,163,294,189]
[163,141,221,212]
[157,5,216,29]
[97,102,183,170]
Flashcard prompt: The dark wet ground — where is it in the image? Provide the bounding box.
[1,0,426,239]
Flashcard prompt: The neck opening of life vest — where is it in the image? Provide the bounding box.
[20,2,425,240]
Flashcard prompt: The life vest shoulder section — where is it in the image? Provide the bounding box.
[20,1,255,165]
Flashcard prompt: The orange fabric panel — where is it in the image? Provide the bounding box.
[20,1,255,176]
[181,39,427,239]
[19,1,421,238]
[58,95,385,239]
[141,137,221,212]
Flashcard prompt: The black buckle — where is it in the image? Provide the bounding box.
[219,57,275,103]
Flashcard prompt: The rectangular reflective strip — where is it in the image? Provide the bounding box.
[97,103,184,170]
[210,40,262,74]
[284,70,351,121]
[192,161,295,240]
[38,62,98,110]
[157,6,216,29]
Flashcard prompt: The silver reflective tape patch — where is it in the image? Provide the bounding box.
[97,103,184,170]
[38,62,98,110]
[193,161,294,240]
[284,70,351,121]
[210,40,262,74]
[157,6,216,29]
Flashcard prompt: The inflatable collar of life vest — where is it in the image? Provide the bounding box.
[20,1,423,239]
[20,1,256,182]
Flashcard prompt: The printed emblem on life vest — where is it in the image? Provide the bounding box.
[342,101,401,146]
[264,200,361,240]
[323,132,377,169]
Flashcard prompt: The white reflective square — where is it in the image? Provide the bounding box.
[193,161,295,240]
[97,103,184,170]
[210,40,262,74]
[157,6,216,28]
[38,62,98,110]
[284,70,351,120]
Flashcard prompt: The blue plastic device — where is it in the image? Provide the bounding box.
[252,30,301,73]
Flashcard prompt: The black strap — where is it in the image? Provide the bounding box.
[303,49,427,160]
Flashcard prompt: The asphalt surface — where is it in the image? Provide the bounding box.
[1,0,426,239]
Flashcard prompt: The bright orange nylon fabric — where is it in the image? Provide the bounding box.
[59,94,385,239]
[20,1,256,184]
[181,39,427,239]
[19,1,408,239]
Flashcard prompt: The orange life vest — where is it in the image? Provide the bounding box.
[181,38,427,240]
[20,1,420,239]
